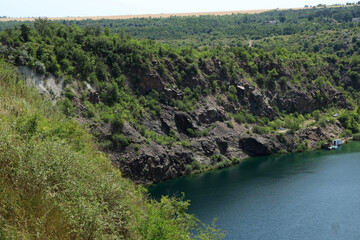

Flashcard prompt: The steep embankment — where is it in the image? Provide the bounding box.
[0,61,224,239]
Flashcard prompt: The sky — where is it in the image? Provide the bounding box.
[0,0,357,18]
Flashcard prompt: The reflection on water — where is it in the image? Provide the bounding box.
[149,142,360,239]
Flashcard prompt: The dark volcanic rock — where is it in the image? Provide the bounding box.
[117,144,193,184]
[216,139,229,155]
[174,112,197,133]
[196,98,228,124]
[198,107,226,124]
[248,89,277,119]
[239,135,280,156]
[201,139,217,156]
[138,70,164,93]
[273,84,350,114]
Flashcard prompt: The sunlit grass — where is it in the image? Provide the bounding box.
[0,60,224,239]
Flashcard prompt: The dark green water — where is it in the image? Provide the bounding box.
[149,142,360,240]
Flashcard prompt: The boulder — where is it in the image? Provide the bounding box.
[174,112,197,133]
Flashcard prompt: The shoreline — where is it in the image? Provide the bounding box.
[147,137,354,187]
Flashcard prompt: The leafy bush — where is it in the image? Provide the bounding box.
[227,121,234,128]
[216,159,232,169]
[111,115,125,133]
[64,87,75,100]
[312,110,321,122]
[187,126,212,138]
[112,133,130,148]
[253,125,270,134]
[231,157,241,164]
[285,115,301,134]
[181,140,191,148]
[61,98,75,117]
[339,111,360,134]
[318,118,327,128]
[83,100,97,118]
[353,133,360,141]
[340,129,353,138]
[185,164,193,174]
[143,129,178,147]
[211,154,223,163]
[277,132,287,143]
[296,142,308,152]
[233,111,257,124]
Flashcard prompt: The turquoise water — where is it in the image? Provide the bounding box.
[149,142,360,239]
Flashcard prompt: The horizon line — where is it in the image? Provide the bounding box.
[0,4,354,22]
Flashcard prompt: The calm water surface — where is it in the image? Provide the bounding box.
[149,142,360,239]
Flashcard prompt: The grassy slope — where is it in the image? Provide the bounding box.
[0,60,224,239]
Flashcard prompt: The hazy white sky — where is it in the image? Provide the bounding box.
[1,0,357,18]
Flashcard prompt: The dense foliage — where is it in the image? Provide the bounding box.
[67,5,360,46]
[2,5,360,47]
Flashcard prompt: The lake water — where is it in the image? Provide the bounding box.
[149,142,360,239]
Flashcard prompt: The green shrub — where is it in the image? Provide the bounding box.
[318,118,327,128]
[83,101,97,118]
[216,159,232,169]
[340,129,353,138]
[285,115,301,134]
[227,121,234,128]
[111,115,125,133]
[61,98,75,117]
[253,125,270,134]
[187,127,211,138]
[64,87,75,100]
[353,133,360,141]
[216,95,224,104]
[185,164,193,174]
[296,142,308,152]
[211,154,223,163]
[339,111,360,133]
[231,157,241,164]
[135,144,140,151]
[181,140,191,148]
[277,132,287,143]
[191,160,202,171]
[277,149,287,154]
[112,133,130,148]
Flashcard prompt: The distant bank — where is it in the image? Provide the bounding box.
[0,6,324,22]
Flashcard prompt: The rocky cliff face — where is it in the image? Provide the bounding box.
[103,88,346,185]
[18,66,65,103]
[109,58,350,185]
[109,108,344,185]
[18,62,350,185]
